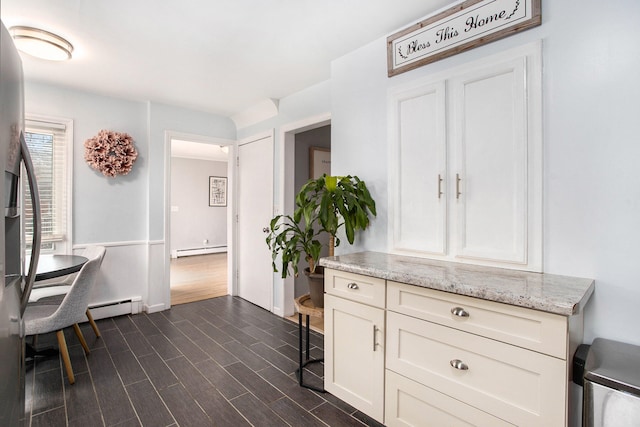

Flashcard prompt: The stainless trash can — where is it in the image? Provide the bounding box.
[578,338,640,427]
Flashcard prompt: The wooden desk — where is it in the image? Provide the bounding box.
[294,294,325,393]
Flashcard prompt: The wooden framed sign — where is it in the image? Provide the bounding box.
[387,0,541,77]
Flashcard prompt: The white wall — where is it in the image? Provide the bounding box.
[24,83,236,313]
[25,83,149,244]
[25,83,152,306]
[330,0,640,347]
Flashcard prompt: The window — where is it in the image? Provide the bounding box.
[23,116,73,254]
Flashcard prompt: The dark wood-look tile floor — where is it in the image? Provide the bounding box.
[22,296,384,427]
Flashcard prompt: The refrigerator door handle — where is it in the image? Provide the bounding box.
[19,132,41,315]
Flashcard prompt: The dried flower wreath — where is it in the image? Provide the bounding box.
[84,130,138,177]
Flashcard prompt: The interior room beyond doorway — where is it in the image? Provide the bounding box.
[169,138,231,305]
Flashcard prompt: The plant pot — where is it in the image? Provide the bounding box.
[304,266,325,308]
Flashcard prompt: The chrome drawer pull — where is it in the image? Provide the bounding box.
[451,307,469,318]
[373,325,377,351]
[450,359,469,371]
[347,283,359,290]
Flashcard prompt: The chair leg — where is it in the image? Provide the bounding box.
[73,324,91,355]
[86,309,101,338]
[56,330,75,385]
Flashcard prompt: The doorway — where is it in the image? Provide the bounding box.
[291,125,331,299]
[169,137,232,305]
[275,113,331,317]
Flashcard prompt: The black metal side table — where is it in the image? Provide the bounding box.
[294,294,325,393]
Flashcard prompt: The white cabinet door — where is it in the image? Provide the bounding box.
[324,293,385,423]
[389,81,447,256]
[451,56,535,267]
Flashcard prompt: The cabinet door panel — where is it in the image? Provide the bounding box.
[385,370,514,427]
[324,294,385,422]
[389,82,447,255]
[451,58,527,265]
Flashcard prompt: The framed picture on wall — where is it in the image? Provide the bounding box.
[209,176,227,207]
[310,147,331,179]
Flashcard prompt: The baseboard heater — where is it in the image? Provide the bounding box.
[171,245,227,258]
[88,296,142,320]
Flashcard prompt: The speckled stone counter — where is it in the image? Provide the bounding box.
[319,251,594,316]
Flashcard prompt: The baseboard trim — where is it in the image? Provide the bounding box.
[89,296,142,320]
[145,303,167,314]
[171,246,227,258]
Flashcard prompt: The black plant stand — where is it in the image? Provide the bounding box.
[294,294,325,393]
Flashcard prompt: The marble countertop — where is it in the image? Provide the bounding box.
[319,252,594,316]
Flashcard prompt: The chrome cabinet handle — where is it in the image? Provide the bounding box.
[456,173,462,199]
[451,307,469,318]
[450,359,469,370]
[437,174,443,199]
[347,283,359,290]
[373,325,377,351]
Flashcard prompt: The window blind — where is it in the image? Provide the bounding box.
[24,118,69,251]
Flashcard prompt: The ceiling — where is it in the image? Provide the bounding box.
[1,0,452,118]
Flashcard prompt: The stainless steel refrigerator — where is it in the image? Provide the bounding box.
[1,21,42,427]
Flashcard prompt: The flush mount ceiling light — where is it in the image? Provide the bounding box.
[9,26,73,61]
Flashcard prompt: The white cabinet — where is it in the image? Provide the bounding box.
[388,43,542,272]
[324,268,583,427]
[324,270,386,423]
[385,281,573,427]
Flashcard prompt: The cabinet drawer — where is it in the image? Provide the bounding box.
[385,370,514,427]
[387,281,568,359]
[325,269,385,308]
[386,312,567,427]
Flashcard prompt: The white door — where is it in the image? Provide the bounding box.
[237,133,273,311]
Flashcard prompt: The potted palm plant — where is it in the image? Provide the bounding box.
[266,174,376,307]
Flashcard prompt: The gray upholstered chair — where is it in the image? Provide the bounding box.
[24,246,106,384]
[29,245,106,337]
